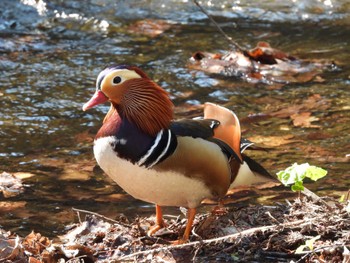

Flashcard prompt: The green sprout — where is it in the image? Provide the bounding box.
[277,163,327,192]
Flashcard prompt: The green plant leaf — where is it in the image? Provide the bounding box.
[276,163,327,192]
[277,163,309,186]
[304,166,327,181]
[291,180,304,192]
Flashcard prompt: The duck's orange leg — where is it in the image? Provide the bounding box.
[147,204,166,236]
[172,208,196,244]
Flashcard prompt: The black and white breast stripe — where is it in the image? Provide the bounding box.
[137,129,177,168]
[240,138,254,153]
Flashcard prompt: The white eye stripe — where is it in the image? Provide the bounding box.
[96,67,144,90]
[109,69,141,82]
[99,69,142,89]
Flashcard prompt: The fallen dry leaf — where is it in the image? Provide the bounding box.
[291,112,320,128]
[268,94,330,121]
[59,244,94,261]
[59,168,91,181]
[306,132,332,140]
[0,172,25,198]
[248,134,300,147]
[22,231,51,256]
[36,157,94,181]
[0,201,26,213]
[0,232,25,262]
[13,172,35,180]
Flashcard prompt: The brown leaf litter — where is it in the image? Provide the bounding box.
[0,172,26,198]
[1,196,350,262]
[242,94,331,131]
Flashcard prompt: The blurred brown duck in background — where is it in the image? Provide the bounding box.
[83,64,277,244]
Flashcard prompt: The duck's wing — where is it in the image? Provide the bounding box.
[170,118,241,163]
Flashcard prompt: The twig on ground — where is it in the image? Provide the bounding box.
[72,207,131,227]
[263,232,276,251]
[265,211,281,224]
[295,244,346,263]
[163,214,180,219]
[192,241,203,262]
[260,250,297,260]
[117,218,313,261]
[301,187,333,210]
[192,0,245,52]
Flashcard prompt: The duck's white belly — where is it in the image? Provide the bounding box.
[94,136,213,208]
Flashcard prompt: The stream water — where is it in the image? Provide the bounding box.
[0,0,349,237]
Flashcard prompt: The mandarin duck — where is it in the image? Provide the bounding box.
[83,65,276,243]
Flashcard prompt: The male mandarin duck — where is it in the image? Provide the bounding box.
[83,64,276,243]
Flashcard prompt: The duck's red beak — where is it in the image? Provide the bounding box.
[82,90,109,111]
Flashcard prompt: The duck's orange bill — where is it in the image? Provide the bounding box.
[82,90,108,111]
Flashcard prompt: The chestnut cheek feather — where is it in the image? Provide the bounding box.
[83,90,109,111]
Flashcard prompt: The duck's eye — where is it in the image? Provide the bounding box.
[113,76,122,84]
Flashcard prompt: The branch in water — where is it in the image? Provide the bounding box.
[192,0,245,52]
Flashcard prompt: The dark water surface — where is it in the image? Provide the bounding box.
[0,0,349,237]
